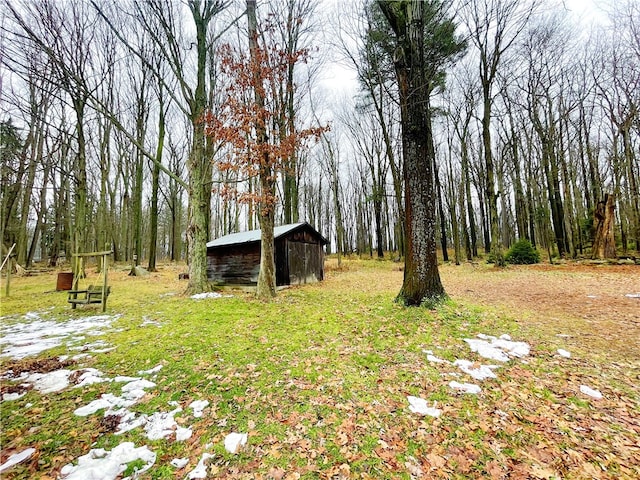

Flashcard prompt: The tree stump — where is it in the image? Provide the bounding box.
[592,193,617,259]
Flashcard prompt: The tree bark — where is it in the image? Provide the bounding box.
[248,0,276,299]
[592,194,617,259]
[378,0,445,306]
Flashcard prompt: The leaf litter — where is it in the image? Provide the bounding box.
[2,263,639,479]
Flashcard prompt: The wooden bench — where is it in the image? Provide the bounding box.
[68,285,111,306]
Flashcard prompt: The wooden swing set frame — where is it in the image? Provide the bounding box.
[67,248,112,312]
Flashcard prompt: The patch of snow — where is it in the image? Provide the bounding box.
[449,381,481,394]
[557,349,571,358]
[74,369,111,388]
[176,426,192,441]
[190,292,232,299]
[224,432,248,454]
[580,385,603,399]
[406,396,441,417]
[0,314,118,360]
[625,293,640,298]
[75,379,155,417]
[112,409,147,435]
[27,369,72,393]
[138,365,163,375]
[189,399,209,418]
[425,351,449,364]
[586,295,598,299]
[0,448,36,473]
[59,442,155,480]
[170,458,189,469]
[113,376,140,383]
[463,335,530,362]
[121,379,156,392]
[454,360,498,381]
[75,394,134,416]
[2,392,26,401]
[556,334,570,338]
[187,453,214,479]
[144,408,182,440]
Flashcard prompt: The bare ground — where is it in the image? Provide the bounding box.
[439,262,640,360]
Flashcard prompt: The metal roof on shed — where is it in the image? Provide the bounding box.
[207,222,319,248]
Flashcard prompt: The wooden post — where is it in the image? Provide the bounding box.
[101,244,109,312]
[1,243,16,298]
[4,257,10,298]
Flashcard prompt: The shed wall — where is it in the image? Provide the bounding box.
[207,244,261,284]
[207,224,326,286]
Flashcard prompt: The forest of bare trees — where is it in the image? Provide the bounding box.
[1,0,638,290]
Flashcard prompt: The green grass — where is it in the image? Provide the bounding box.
[1,259,639,479]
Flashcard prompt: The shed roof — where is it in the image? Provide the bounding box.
[206,222,327,248]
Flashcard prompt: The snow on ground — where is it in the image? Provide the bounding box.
[423,350,450,364]
[190,399,209,418]
[224,432,248,454]
[75,378,201,443]
[190,292,232,299]
[0,312,119,359]
[2,392,26,401]
[407,396,442,417]
[557,349,571,358]
[625,293,640,298]
[59,442,156,480]
[454,359,499,381]
[0,448,36,473]
[0,312,223,477]
[580,385,603,399]
[74,379,155,416]
[26,369,74,393]
[144,408,183,440]
[187,453,215,479]
[138,364,163,375]
[449,381,482,394]
[171,457,189,469]
[464,334,530,362]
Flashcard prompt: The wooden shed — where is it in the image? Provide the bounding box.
[206,222,328,286]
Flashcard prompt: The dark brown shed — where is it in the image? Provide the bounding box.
[206,222,328,286]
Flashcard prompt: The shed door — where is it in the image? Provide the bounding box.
[287,242,321,285]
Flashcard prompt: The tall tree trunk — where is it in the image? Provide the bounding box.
[592,194,617,259]
[481,90,503,265]
[148,91,165,272]
[186,0,217,293]
[378,0,445,306]
[435,160,448,262]
[461,138,477,257]
[73,97,88,276]
[621,128,640,252]
[248,0,276,299]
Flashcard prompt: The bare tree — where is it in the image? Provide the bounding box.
[461,0,538,265]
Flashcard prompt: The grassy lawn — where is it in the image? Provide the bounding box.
[1,258,638,479]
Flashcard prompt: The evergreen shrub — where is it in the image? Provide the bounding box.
[505,239,540,264]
